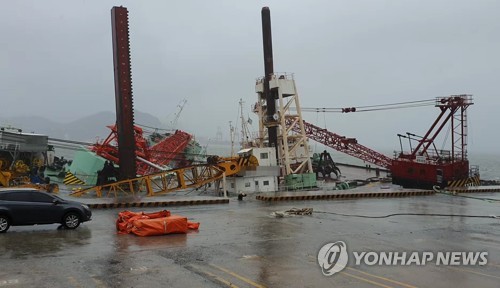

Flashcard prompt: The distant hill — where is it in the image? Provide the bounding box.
[0,110,164,142]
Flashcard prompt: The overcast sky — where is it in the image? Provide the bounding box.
[1,0,499,154]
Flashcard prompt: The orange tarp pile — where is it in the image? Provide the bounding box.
[116,210,200,237]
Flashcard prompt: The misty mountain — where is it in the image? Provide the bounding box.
[0,111,164,142]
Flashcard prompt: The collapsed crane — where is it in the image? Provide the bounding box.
[70,153,259,198]
[90,124,192,175]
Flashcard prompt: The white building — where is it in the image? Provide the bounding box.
[226,147,279,194]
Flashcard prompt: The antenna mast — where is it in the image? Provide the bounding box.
[229,121,235,157]
[239,99,253,148]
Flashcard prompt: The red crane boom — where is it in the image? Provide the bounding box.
[285,118,393,168]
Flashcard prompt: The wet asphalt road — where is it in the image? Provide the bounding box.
[0,193,499,288]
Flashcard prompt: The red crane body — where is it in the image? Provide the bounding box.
[391,95,473,188]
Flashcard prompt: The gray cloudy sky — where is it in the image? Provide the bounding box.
[1,0,499,154]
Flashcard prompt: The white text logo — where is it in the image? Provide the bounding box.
[353,251,488,266]
[317,241,349,276]
[318,241,488,277]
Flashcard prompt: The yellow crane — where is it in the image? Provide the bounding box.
[70,154,259,198]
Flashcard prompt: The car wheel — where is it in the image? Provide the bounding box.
[62,212,81,229]
[0,215,10,233]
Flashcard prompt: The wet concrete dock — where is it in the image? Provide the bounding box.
[1,191,499,287]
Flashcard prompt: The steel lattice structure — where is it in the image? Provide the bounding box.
[286,118,393,169]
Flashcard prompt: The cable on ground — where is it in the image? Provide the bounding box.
[433,186,500,203]
[314,211,498,219]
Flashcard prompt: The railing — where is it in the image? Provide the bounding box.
[395,149,468,163]
[0,143,20,151]
[255,72,295,84]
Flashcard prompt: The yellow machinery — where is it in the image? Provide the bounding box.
[0,171,11,187]
[0,160,15,187]
[0,160,59,193]
[0,159,30,186]
[0,127,58,192]
[70,154,259,198]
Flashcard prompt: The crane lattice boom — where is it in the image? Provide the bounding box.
[285,118,393,169]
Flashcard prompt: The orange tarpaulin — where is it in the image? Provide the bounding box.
[116,210,200,236]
